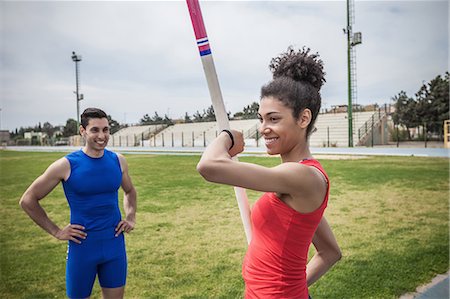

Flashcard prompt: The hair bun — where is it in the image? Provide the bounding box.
[269,46,325,90]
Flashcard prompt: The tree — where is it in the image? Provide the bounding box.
[415,72,449,137]
[10,128,21,139]
[242,102,260,119]
[42,122,55,138]
[140,114,152,125]
[63,118,78,137]
[163,114,173,125]
[151,111,163,124]
[392,72,449,140]
[392,91,418,140]
[184,112,192,123]
[190,105,233,123]
[232,102,260,119]
[203,105,216,122]
[107,115,121,134]
[233,111,244,119]
[192,110,204,122]
[140,111,172,125]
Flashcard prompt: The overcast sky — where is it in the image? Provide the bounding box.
[1,0,448,131]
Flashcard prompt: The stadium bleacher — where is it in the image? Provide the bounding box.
[110,111,387,148]
[308,111,385,147]
[110,124,167,147]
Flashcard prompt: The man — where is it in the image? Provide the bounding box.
[20,108,137,299]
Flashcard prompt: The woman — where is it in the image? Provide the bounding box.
[197,47,341,298]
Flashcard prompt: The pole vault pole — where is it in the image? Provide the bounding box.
[186,0,252,244]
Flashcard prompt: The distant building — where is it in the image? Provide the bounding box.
[24,131,46,140]
[24,131,47,145]
[363,104,379,111]
[330,105,350,113]
[69,135,83,146]
[329,103,384,113]
[53,125,65,137]
[0,130,10,145]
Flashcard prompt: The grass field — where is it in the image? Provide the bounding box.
[0,150,448,299]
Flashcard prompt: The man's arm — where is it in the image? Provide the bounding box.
[115,154,137,236]
[19,158,86,243]
[306,217,342,286]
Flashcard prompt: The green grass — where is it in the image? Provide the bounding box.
[0,150,448,298]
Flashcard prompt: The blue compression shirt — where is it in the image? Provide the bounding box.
[62,149,123,232]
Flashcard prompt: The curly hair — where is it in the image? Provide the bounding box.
[261,46,325,136]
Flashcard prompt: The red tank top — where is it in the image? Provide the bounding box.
[242,159,329,299]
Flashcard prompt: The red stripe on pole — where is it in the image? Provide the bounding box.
[186,0,208,40]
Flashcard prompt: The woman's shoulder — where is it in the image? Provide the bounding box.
[300,159,329,182]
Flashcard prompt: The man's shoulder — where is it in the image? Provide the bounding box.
[105,149,127,173]
[105,148,124,160]
[63,150,85,168]
[66,149,83,158]
[46,156,71,179]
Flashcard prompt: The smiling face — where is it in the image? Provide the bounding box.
[80,117,110,156]
[258,96,312,160]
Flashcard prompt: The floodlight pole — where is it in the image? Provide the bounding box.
[71,51,82,128]
[345,0,361,147]
[346,0,353,147]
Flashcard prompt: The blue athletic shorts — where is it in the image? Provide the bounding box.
[65,227,127,299]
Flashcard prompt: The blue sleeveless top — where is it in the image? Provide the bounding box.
[62,149,122,232]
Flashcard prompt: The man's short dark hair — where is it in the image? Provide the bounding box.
[80,108,108,128]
